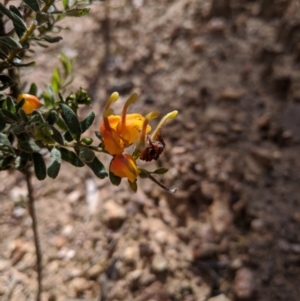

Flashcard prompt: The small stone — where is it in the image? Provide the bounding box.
[207,18,226,34]
[0,259,10,272]
[139,241,155,258]
[61,225,73,238]
[122,246,139,265]
[151,254,168,273]
[70,277,92,294]
[220,87,242,101]
[191,38,206,52]
[55,235,66,249]
[209,199,232,235]
[250,147,273,168]
[139,271,156,286]
[12,207,26,218]
[208,293,232,301]
[234,268,254,299]
[230,258,243,270]
[103,200,126,229]
[251,219,265,232]
[257,114,271,129]
[87,264,103,279]
[127,269,143,289]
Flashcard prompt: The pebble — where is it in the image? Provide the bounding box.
[12,206,27,218]
[139,271,156,286]
[86,264,103,279]
[70,277,91,294]
[234,267,254,299]
[220,87,242,101]
[151,254,168,273]
[122,245,139,265]
[209,199,233,235]
[208,293,232,301]
[103,200,127,229]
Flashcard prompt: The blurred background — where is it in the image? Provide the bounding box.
[1,0,300,300]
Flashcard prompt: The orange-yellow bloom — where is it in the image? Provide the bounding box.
[17,94,41,114]
[99,92,151,155]
[110,154,140,183]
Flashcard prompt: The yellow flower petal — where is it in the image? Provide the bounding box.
[17,94,41,114]
[110,154,140,183]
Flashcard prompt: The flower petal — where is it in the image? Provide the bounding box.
[110,154,140,183]
[17,94,41,114]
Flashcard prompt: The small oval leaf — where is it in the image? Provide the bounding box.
[80,111,95,133]
[49,126,64,144]
[32,152,46,180]
[109,171,121,185]
[86,156,108,179]
[47,148,61,179]
[19,140,40,153]
[59,147,84,167]
[152,167,168,175]
[23,0,40,12]
[79,147,95,163]
[59,103,81,141]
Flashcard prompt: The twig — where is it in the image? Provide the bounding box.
[26,167,42,301]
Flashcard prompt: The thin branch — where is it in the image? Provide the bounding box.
[26,167,42,301]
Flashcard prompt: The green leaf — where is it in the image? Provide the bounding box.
[64,6,91,17]
[152,167,168,175]
[10,124,25,135]
[59,103,81,141]
[0,36,22,49]
[46,110,58,125]
[47,148,61,179]
[6,96,15,114]
[128,180,137,192]
[109,170,121,186]
[0,121,5,131]
[59,147,84,167]
[0,75,15,91]
[60,52,74,75]
[32,152,46,180]
[80,111,95,133]
[19,140,40,153]
[35,12,49,26]
[31,110,45,123]
[14,152,29,170]
[11,59,36,68]
[28,83,38,96]
[56,117,68,131]
[42,36,63,43]
[15,98,25,112]
[64,131,74,142]
[0,133,12,146]
[23,0,40,12]
[49,126,64,144]
[0,156,14,170]
[51,67,61,93]
[9,5,22,18]
[5,4,27,38]
[86,156,107,179]
[79,147,95,163]
[18,108,29,122]
[138,168,150,179]
[0,109,19,122]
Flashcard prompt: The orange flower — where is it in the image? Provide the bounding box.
[99,92,151,155]
[110,154,140,183]
[17,94,41,114]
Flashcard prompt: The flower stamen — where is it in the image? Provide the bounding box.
[104,92,119,112]
[121,93,138,127]
[151,110,178,140]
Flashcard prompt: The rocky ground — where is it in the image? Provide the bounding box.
[1,0,300,300]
